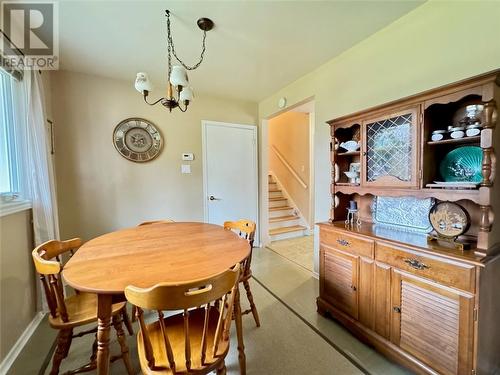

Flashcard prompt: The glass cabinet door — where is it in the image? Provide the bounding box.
[362,107,419,187]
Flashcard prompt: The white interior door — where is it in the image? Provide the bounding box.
[202,121,259,242]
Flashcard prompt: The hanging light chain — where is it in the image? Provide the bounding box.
[166,10,207,71]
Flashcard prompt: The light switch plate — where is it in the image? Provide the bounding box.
[182,153,194,161]
[181,164,191,174]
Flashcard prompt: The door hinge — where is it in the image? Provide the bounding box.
[473,307,478,321]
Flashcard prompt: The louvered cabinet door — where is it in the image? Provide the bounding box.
[391,270,474,375]
[321,245,359,319]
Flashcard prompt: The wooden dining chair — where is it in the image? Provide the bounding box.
[32,239,134,375]
[138,219,175,226]
[125,264,241,375]
[223,220,260,327]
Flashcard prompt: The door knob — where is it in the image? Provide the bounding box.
[208,195,220,201]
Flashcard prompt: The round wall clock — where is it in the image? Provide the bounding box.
[429,201,470,238]
[113,118,163,162]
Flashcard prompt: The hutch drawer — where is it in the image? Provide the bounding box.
[376,242,476,292]
[320,228,374,259]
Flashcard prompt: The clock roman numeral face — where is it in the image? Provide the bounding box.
[113,118,163,162]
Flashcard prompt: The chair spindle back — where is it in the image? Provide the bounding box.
[224,220,256,275]
[125,264,240,373]
[32,238,82,322]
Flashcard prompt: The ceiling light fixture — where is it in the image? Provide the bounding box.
[134,10,214,112]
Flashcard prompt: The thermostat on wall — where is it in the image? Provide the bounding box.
[182,153,194,161]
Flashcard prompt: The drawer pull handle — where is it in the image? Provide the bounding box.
[337,239,350,246]
[404,258,429,270]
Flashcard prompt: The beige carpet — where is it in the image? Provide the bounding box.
[267,236,314,272]
[39,280,361,375]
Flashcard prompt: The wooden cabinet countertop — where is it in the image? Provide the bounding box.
[317,222,486,267]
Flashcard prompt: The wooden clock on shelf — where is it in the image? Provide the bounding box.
[113,118,163,162]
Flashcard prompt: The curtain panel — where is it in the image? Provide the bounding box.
[19,71,60,245]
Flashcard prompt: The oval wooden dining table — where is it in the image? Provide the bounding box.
[63,222,251,375]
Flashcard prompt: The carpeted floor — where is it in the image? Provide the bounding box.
[267,235,314,272]
[38,280,362,375]
[8,247,409,375]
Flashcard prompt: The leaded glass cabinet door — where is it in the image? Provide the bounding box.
[362,107,420,187]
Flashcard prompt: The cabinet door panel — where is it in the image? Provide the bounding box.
[362,106,420,188]
[322,245,358,319]
[391,270,474,375]
[374,262,391,339]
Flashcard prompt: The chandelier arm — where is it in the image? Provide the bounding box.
[143,95,165,106]
[176,101,188,112]
[166,10,208,71]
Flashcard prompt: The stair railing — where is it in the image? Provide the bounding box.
[270,145,308,189]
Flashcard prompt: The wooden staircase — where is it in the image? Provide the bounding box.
[268,174,307,241]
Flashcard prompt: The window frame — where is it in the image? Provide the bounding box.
[0,68,31,216]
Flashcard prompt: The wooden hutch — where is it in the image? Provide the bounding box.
[317,70,500,375]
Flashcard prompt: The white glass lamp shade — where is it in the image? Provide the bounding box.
[169,65,188,87]
[135,72,153,93]
[180,87,193,102]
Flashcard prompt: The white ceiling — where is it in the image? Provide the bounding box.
[57,1,423,102]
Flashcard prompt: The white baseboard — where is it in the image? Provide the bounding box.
[312,271,319,280]
[0,312,45,375]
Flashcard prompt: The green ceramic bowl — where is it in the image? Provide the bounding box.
[440,146,483,183]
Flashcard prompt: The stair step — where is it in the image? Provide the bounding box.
[269,197,286,201]
[269,189,281,193]
[269,206,293,212]
[269,215,299,223]
[269,225,307,235]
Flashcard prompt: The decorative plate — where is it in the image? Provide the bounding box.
[113,118,163,162]
[440,146,482,183]
[429,201,470,238]
[372,196,434,233]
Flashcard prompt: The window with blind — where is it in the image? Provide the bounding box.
[0,69,20,195]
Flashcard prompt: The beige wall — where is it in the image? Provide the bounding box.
[0,210,36,362]
[258,1,500,271]
[269,112,310,226]
[50,71,257,240]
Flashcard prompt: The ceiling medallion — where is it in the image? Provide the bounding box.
[134,10,214,112]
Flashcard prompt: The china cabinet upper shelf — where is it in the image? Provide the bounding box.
[335,151,360,156]
[327,69,499,252]
[427,135,480,145]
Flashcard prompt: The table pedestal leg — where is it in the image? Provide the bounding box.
[97,294,112,375]
[234,285,246,375]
